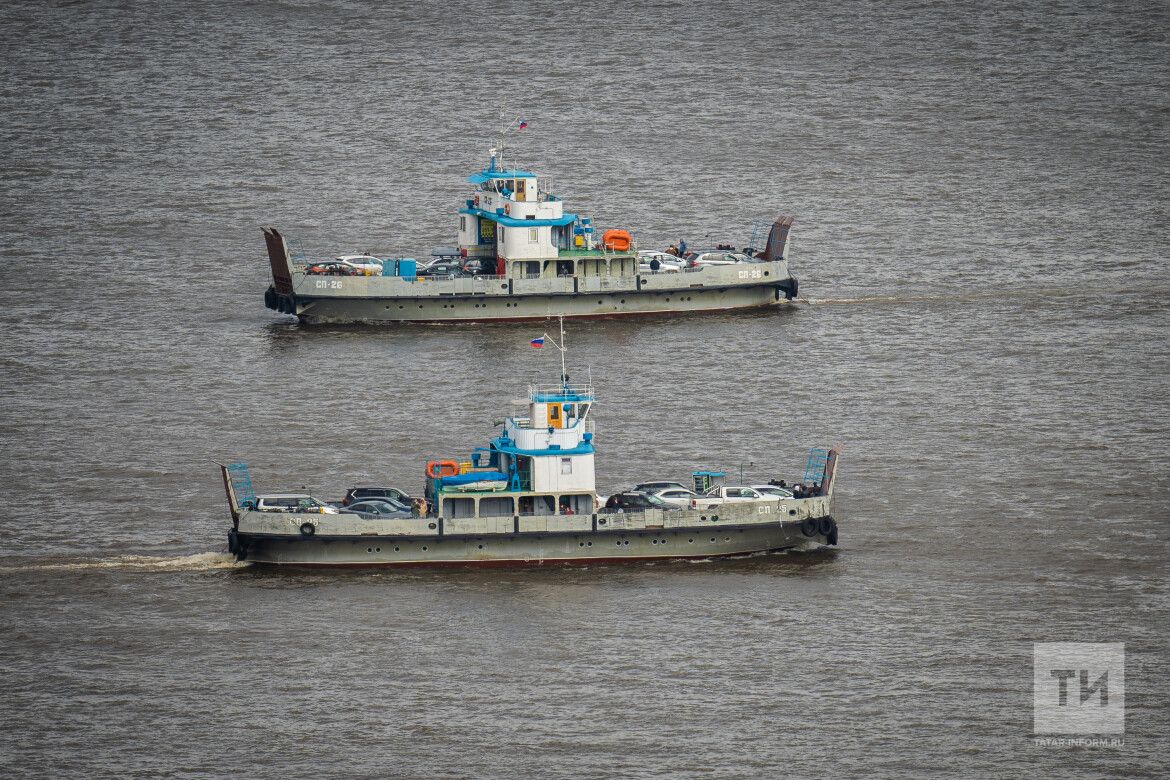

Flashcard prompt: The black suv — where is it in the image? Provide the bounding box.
[342,486,412,507]
[604,492,671,512]
[417,260,464,278]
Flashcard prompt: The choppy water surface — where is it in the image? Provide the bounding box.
[1,1,1168,777]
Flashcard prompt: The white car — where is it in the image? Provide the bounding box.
[336,255,385,275]
[751,484,795,499]
[637,250,683,273]
[703,485,772,502]
[253,494,340,514]
[684,250,750,268]
[648,487,701,508]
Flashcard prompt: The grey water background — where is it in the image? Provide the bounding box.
[1,0,1168,776]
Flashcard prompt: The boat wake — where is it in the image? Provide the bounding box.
[0,551,243,574]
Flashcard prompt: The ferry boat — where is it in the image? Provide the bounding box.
[261,148,800,323]
[220,328,840,567]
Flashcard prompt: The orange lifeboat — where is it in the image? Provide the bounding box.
[426,460,460,479]
[601,229,632,252]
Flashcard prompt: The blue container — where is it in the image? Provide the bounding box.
[398,258,417,280]
[380,259,396,276]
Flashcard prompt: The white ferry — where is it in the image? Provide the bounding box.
[221,328,840,567]
[262,148,799,323]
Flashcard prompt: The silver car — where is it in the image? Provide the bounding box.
[648,487,701,508]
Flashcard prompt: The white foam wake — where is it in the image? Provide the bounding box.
[0,551,244,573]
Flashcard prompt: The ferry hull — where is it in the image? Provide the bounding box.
[234,518,834,568]
[289,284,792,324]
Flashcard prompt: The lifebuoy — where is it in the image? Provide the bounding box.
[800,518,818,537]
[300,522,316,536]
[426,460,459,478]
[504,203,511,215]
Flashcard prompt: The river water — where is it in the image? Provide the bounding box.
[1,1,1168,777]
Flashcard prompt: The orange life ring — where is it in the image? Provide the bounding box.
[504,203,511,216]
[426,460,460,478]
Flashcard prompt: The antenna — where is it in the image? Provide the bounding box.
[541,314,569,389]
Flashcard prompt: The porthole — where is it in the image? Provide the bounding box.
[764,271,770,277]
[700,516,707,521]
[616,541,622,547]
[586,541,592,547]
[478,544,484,549]
[788,509,797,515]
[688,538,694,543]
[375,547,381,552]
[724,537,730,542]
[598,518,607,526]
[366,547,373,553]
[710,537,716,543]
[394,546,400,552]
[422,545,428,551]
[652,539,658,545]
[428,522,437,529]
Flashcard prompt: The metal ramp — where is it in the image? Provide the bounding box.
[803,448,830,485]
[227,462,256,509]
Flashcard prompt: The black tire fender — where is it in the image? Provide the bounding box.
[800,518,818,537]
[299,522,316,536]
[817,517,834,536]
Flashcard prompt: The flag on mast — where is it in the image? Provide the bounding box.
[530,336,545,348]
[517,120,529,130]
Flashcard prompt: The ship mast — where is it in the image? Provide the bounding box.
[541,314,569,389]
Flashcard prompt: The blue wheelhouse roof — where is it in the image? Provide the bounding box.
[459,207,578,228]
[467,169,538,184]
[490,437,595,458]
[531,391,594,403]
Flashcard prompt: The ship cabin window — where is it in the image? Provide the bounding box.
[499,226,506,241]
[559,495,590,515]
[478,496,514,517]
[519,495,556,516]
[460,216,466,231]
[529,227,538,243]
[443,497,475,518]
[561,458,572,475]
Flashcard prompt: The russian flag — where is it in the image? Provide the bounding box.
[530,336,544,348]
[518,120,529,130]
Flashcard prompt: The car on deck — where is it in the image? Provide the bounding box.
[253,494,340,514]
[647,487,701,508]
[342,499,412,519]
[342,486,412,507]
[604,491,677,512]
